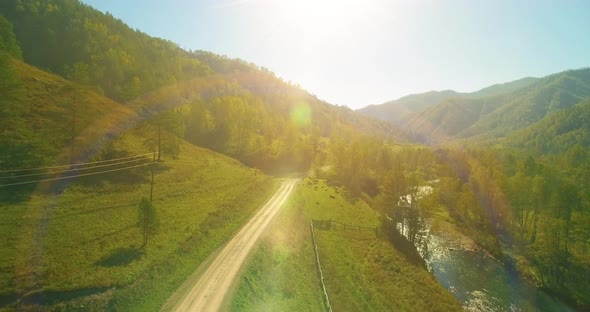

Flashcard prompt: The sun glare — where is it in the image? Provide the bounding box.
[253,0,390,86]
[269,0,375,33]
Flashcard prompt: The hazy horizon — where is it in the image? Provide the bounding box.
[82,0,590,109]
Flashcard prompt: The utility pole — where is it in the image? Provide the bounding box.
[158,124,161,162]
[70,110,76,162]
[150,152,155,239]
[150,157,154,201]
[143,207,147,246]
[145,152,156,247]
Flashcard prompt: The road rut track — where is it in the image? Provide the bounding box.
[165,178,298,312]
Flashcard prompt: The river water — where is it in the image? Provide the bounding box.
[426,233,574,312]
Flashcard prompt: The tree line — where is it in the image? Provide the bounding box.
[309,124,589,308]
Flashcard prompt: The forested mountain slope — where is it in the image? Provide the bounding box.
[468,76,539,98]
[0,0,406,174]
[358,90,461,123]
[357,77,539,125]
[126,67,406,172]
[458,69,590,141]
[504,99,590,154]
[0,0,210,101]
[402,68,590,144]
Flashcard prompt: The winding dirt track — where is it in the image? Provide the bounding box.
[168,179,298,312]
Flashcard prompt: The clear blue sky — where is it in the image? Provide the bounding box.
[82,0,590,109]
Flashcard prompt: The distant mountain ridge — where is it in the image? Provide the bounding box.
[357,76,540,124]
[468,77,539,98]
[358,68,590,152]
[359,90,461,123]
[455,69,590,141]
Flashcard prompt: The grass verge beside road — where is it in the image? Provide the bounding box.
[232,178,462,311]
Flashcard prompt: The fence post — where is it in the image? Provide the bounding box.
[310,221,333,312]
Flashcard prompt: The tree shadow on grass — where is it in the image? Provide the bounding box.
[54,203,137,220]
[0,184,36,204]
[95,247,144,267]
[17,287,111,307]
[81,222,139,244]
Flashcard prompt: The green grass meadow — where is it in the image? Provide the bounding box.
[1,130,278,311]
[231,179,461,311]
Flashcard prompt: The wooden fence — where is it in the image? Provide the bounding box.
[310,221,333,312]
[312,219,378,235]
[309,219,379,311]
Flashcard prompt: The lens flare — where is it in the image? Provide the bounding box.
[290,102,311,127]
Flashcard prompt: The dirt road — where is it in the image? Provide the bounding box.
[166,179,298,312]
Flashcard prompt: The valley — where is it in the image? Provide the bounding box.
[1,1,589,311]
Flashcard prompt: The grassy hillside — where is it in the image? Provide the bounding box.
[231,179,461,311]
[0,57,279,311]
[0,58,139,174]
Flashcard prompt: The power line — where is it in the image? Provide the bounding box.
[241,138,280,157]
[0,153,153,174]
[0,162,156,187]
[0,157,152,180]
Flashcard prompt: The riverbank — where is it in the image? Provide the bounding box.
[429,219,501,263]
[426,219,576,312]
